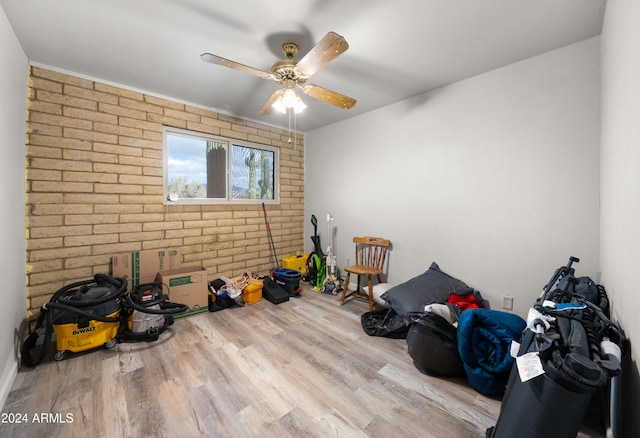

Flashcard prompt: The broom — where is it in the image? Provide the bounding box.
[262,202,279,269]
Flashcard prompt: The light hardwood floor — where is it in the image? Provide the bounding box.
[2,287,606,437]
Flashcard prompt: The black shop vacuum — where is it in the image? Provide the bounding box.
[117,282,188,343]
[22,273,127,366]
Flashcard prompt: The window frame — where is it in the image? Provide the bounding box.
[163,126,280,205]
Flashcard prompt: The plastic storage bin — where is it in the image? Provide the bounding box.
[282,254,308,274]
[241,279,264,305]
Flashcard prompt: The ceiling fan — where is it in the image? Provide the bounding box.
[201,31,356,115]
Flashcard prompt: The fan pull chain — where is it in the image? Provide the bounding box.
[294,108,298,151]
[288,107,292,144]
[286,107,297,151]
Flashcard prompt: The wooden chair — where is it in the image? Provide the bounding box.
[340,236,391,311]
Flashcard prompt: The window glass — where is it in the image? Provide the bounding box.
[164,128,278,204]
[231,145,274,200]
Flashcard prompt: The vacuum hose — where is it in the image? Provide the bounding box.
[21,274,126,367]
[56,273,125,307]
[125,282,189,315]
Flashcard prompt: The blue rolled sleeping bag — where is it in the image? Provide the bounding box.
[457,308,526,395]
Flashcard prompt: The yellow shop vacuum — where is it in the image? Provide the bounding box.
[22,274,126,366]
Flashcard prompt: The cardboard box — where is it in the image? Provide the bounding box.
[112,248,181,287]
[158,266,208,318]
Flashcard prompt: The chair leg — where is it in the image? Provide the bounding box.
[367,276,374,311]
[340,272,351,305]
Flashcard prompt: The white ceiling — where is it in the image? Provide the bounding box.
[1,0,606,132]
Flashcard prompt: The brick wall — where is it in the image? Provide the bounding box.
[25,66,305,319]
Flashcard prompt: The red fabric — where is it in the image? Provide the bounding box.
[447,292,480,312]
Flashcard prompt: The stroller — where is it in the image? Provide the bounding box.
[488,257,627,438]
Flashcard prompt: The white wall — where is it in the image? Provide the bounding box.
[305,37,601,318]
[600,1,640,435]
[0,5,28,408]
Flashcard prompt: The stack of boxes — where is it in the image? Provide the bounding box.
[111,248,208,318]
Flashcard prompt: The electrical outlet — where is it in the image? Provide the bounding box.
[502,295,513,310]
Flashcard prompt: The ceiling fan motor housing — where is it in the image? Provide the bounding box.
[271,43,309,85]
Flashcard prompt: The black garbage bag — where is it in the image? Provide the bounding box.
[407,312,465,377]
[361,308,410,339]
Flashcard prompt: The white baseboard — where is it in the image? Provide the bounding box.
[0,356,18,410]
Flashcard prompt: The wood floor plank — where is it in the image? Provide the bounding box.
[1,286,606,437]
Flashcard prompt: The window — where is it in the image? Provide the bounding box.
[163,127,279,204]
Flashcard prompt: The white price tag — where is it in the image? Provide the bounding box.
[516,352,545,382]
[510,340,520,358]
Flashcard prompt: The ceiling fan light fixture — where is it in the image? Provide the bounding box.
[293,98,307,113]
[272,88,306,114]
[282,88,298,107]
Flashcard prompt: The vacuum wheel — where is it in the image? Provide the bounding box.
[105,339,116,349]
[54,351,65,361]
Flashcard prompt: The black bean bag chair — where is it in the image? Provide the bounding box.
[406,312,465,377]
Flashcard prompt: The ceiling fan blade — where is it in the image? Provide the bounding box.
[260,89,285,115]
[201,53,272,79]
[302,84,356,110]
[295,32,349,78]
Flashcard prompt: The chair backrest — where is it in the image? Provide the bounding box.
[353,236,390,270]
